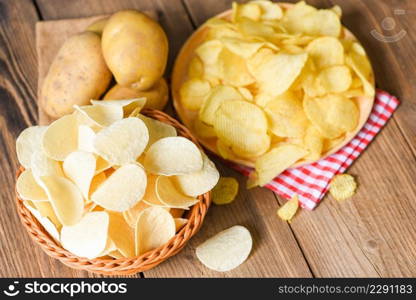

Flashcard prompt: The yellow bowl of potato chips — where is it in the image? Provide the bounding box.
[172,1,375,187]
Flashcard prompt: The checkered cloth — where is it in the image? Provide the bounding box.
[228,90,400,210]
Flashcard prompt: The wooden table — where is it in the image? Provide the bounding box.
[1,0,415,278]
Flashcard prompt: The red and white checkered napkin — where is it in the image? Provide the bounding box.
[228,90,400,210]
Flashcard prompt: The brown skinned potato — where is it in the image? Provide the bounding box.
[101,10,168,91]
[40,31,112,118]
[103,78,169,110]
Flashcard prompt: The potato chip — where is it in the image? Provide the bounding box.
[237,87,253,102]
[142,174,166,207]
[31,201,61,229]
[173,154,220,197]
[277,194,299,222]
[61,211,109,259]
[249,52,308,97]
[88,172,107,199]
[38,175,84,226]
[220,37,264,58]
[252,144,308,187]
[174,218,188,232]
[23,201,60,242]
[212,177,239,205]
[265,91,309,138]
[30,149,64,181]
[196,39,223,65]
[346,51,375,98]
[144,137,203,175]
[199,85,243,125]
[303,94,359,139]
[122,200,151,228]
[107,211,135,258]
[306,37,344,69]
[179,78,211,111]
[252,0,283,20]
[193,119,216,139]
[236,17,275,39]
[16,169,48,201]
[137,114,177,149]
[156,176,199,209]
[218,48,255,86]
[91,163,147,212]
[43,114,78,161]
[78,125,96,153]
[196,225,252,272]
[303,126,324,161]
[329,174,357,201]
[63,151,96,199]
[74,104,124,128]
[232,2,262,22]
[322,135,345,153]
[216,139,239,161]
[90,98,147,116]
[317,65,352,93]
[94,118,149,165]
[135,207,176,255]
[188,56,204,78]
[16,126,47,168]
[213,100,270,158]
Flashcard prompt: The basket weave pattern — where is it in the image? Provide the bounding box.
[15,108,211,275]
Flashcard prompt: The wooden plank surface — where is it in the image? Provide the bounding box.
[1,0,415,278]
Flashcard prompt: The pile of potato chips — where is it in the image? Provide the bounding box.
[16,98,219,259]
[179,1,375,187]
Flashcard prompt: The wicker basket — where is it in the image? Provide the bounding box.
[15,108,211,275]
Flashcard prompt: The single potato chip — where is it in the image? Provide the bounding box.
[24,201,60,242]
[179,78,211,111]
[303,94,359,139]
[91,163,147,212]
[346,50,375,98]
[156,176,199,209]
[135,207,176,255]
[173,154,220,197]
[94,117,149,165]
[38,175,84,226]
[42,114,79,161]
[16,126,47,169]
[196,225,252,272]
[277,194,299,222]
[137,114,177,149]
[196,39,223,65]
[30,149,64,181]
[61,211,109,259]
[306,37,344,69]
[174,218,188,232]
[16,169,48,202]
[329,174,357,201]
[144,137,203,175]
[212,177,239,205]
[74,104,124,128]
[218,48,255,86]
[232,2,262,21]
[107,211,135,258]
[63,151,96,200]
[220,37,264,58]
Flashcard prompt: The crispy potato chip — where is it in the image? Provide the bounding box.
[78,125,96,153]
[252,144,308,187]
[39,175,84,226]
[303,126,324,161]
[30,149,64,181]
[23,201,60,242]
[346,50,375,98]
[174,218,188,232]
[277,194,299,222]
[61,211,109,259]
[90,98,147,117]
[91,164,147,212]
[43,114,78,161]
[135,207,176,255]
[142,174,166,207]
[193,119,217,139]
[188,56,204,78]
[122,200,151,228]
[107,211,135,258]
[94,118,149,165]
[265,91,309,138]
[317,65,352,94]
[329,174,357,201]
[179,78,211,111]
[156,176,199,209]
[236,17,275,39]
[173,154,220,197]
[220,37,264,58]
[196,39,223,65]
[232,2,262,22]
[216,139,239,160]
[303,94,359,139]
[218,48,255,86]
[196,225,252,272]
[63,151,96,199]
[199,85,243,125]
[88,172,107,199]
[212,177,239,205]
[16,169,48,201]
[306,37,344,69]
[249,52,308,96]
[31,201,61,229]
[213,100,270,158]
[144,137,203,175]
[16,126,47,168]
[137,114,177,149]
[237,87,254,102]
[74,104,124,128]
[252,0,283,20]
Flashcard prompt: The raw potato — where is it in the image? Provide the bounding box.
[102,10,168,90]
[103,78,169,110]
[40,32,112,118]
